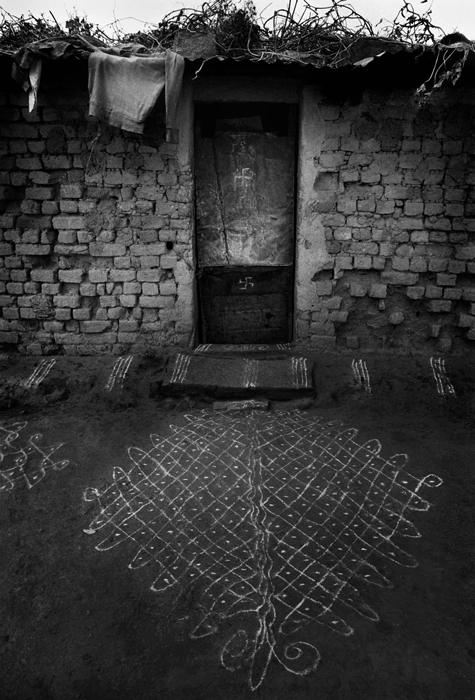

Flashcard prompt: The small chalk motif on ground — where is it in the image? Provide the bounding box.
[84,410,442,690]
[0,420,72,493]
[106,356,134,391]
[24,359,56,389]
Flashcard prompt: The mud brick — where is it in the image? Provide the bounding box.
[80,283,96,296]
[0,294,14,305]
[16,244,51,255]
[354,256,372,270]
[109,270,136,282]
[119,320,139,332]
[42,155,71,169]
[316,281,333,296]
[410,231,429,244]
[42,202,60,215]
[55,309,71,321]
[2,308,19,319]
[123,282,141,294]
[0,331,18,343]
[60,184,83,198]
[41,284,60,295]
[369,284,387,298]
[95,309,108,320]
[159,280,177,295]
[25,187,54,200]
[52,215,85,229]
[409,257,428,272]
[428,258,448,272]
[139,256,160,269]
[350,282,366,297]
[436,273,456,286]
[119,295,136,307]
[381,271,418,285]
[0,214,16,228]
[129,243,166,256]
[140,296,174,308]
[16,157,42,170]
[428,300,452,312]
[404,202,424,216]
[160,255,177,269]
[141,282,158,296]
[107,308,123,319]
[89,243,126,257]
[54,294,81,308]
[5,283,23,296]
[336,256,353,270]
[31,268,56,282]
[17,215,51,229]
[19,308,36,318]
[58,232,78,246]
[43,322,64,333]
[425,286,443,299]
[455,245,475,260]
[5,258,23,268]
[462,289,475,301]
[467,328,475,341]
[323,296,342,310]
[329,311,348,323]
[55,245,89,255]
[447,260,465,274]
[458,314,475,327]
[22,230,40,244]
[81,332,117,345]
[0,243,13,255]
[392,257,410,271]
[444,288,463,300]
[59,269,84,283]
[372,257,386,270]
[23,282,40,294]
[81,321,111,333]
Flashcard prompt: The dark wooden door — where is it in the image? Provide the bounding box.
[195,103,296,344]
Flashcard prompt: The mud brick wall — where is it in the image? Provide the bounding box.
[299,86,475,353]
[0,78,194,355]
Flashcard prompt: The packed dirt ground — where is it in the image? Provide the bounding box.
[0,351,474,700]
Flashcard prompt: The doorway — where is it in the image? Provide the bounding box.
[194,102,297,344]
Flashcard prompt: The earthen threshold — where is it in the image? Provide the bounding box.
[162,346,315,399]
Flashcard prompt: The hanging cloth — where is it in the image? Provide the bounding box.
[88,49,184,140]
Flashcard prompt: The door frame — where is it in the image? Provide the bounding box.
[193,77,302,344]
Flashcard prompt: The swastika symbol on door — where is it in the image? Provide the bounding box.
[239,277,254,290]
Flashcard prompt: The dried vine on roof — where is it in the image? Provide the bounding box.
[0,1,471,95]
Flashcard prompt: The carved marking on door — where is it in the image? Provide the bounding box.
[239,277,254,290]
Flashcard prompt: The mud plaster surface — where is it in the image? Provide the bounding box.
[0,354,474,699]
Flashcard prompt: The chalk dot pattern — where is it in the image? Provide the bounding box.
[0,420,72,492]
[84,410,442,689]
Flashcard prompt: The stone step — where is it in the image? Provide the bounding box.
[162,352,315,399]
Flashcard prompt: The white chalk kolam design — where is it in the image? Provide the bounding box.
[351,359,372,394]
[83,411,442,690]
[430,356,456,397]
[24,359,56,389]
[0,420,72,493]
[106,356,134,391]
